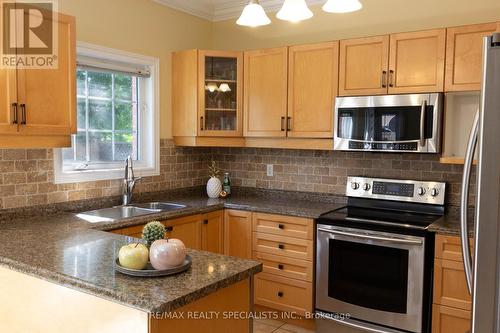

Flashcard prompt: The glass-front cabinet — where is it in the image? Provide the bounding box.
[198,50,242,137]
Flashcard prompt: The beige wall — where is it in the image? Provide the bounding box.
[59,0,212,139]
[212,0,500,50]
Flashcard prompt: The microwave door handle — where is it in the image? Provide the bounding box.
[460,109,479,294]
[318,227,423,245]
[419,100,427,147]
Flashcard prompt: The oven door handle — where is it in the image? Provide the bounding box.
[318,227,423,245]
[317,312,403,333]
[419,100,427,147]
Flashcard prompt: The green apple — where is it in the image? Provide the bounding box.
[119,243,149,270]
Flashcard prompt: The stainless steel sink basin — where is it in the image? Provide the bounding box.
[132,202,187,211]
[76,202,187,223]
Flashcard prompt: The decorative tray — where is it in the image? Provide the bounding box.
[115,255,192,277]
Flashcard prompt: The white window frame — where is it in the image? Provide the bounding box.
[54,42,160,184]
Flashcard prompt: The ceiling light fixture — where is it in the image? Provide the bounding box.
[322,0,362,13]
[236,0,271,27]
[276,0,313,23]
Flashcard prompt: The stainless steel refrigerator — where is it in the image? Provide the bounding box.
[460,32,500,333]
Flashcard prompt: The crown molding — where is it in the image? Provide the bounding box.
[154,0,326,22]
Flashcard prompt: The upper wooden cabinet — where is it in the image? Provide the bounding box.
[244,47,288,137]
[287,42,338,138]
[173,49,243,138]
[339,35,389,96]
[388,29,446,94]
[0,12,76,147]
[445,22,500,92]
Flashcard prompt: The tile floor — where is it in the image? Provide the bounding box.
[254,318,315,333]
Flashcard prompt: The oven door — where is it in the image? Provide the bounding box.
[334,93,442,153]
[316,224,426,333]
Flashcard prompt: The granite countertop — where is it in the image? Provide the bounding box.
[428,206,475,237]
[0,188,344,314]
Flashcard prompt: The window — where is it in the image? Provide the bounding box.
[54,42,160,183]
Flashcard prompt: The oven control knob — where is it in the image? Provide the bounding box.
[417,187,426,196]
[363,183,371,191]
[350,182,360,190]
[430,188,439,197]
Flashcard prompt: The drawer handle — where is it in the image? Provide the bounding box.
[11,103,18,124]
[278,264,284,270]
[278,244,285,250]
[278,224,284,229]
[165,226,173,232]
[203,219,208,225]
[277,291,284,298]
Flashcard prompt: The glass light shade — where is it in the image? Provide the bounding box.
[276,0,313,22]
[219,83,231,92]
[205,82,219,92]
[236,0,271,27]
[322,0,362,13]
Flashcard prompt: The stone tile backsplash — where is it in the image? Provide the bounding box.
[0,140,473,210]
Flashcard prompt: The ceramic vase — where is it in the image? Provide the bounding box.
[206,177,222,198]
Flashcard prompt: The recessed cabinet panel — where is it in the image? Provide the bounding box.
[244,48,288,137]
[339,36,389,96]
[0,69,18,135]
[389,29,446,93]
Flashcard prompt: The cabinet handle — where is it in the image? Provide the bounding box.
[278,244,285,250]
[287,116,292,131]
[381,71,387,88]
[165,226,173,232]
[11,103,18,124]
[280,117,285,131]
[389,70,394,88]
[277,291,284,298]
[20,104,26,125]
[203,219,208,225]
[278,264,284,270]
[200,116,204,131]
[278,224,284,230]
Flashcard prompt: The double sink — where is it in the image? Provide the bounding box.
[76,202,187,223]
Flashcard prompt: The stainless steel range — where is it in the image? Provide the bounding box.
[315,176,446,333]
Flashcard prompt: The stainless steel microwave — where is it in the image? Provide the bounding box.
[334,93,443,153]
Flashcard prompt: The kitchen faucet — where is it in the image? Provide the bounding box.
[123,156,141,206]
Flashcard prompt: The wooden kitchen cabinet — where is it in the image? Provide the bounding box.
[120,224,144,238]
[224,209,252,259]
[0,12,76,148]
[445,22,500,92]
[244,47,288,137]
[434,258,472,311]
[388,29,446,94]
[338,35,389,96]
[163,215,202,250]
[287,42,338,138]
[432,304,471,333]
[201,210,224,254]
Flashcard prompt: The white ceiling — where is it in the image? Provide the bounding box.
[154,0,325,22]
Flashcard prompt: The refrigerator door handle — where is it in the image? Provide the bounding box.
[460,109,479,294]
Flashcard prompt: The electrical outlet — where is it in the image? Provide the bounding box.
[266,164,273,177]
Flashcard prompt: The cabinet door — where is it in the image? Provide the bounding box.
[0,69,18,135]
[338,35,389,96]
[17,13,76,136]
[120,224,144,239]
[244,48,288,137]
[198,50,243,137]
[432,304,471,333]
[224,210,252,259]
[445,22,500,92]
[388,29,446,94]
[287,42,338,138]
[201,210,224,254]
[433,258,472,311]
[164,215,202,250]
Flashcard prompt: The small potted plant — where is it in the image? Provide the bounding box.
[206,160,222,198]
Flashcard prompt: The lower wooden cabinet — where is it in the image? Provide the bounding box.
[433,258,472,311]
[432,304,471,333]
[163,215,202,250]
[120,224,144,239]
[253,251,313,282]
[201,210,224,254]
[224,209,253,259]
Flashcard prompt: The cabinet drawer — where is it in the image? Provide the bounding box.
[253,232,313,261]
[253,213,313,240]
[433,258,472,310]
[253,251,313,282]
[254,273,313,315]
[435,235,473,262]
[432,304,471,333]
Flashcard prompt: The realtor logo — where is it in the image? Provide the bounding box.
[1,0,58,68]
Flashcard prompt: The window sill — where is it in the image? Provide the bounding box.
[53,165,159,184]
